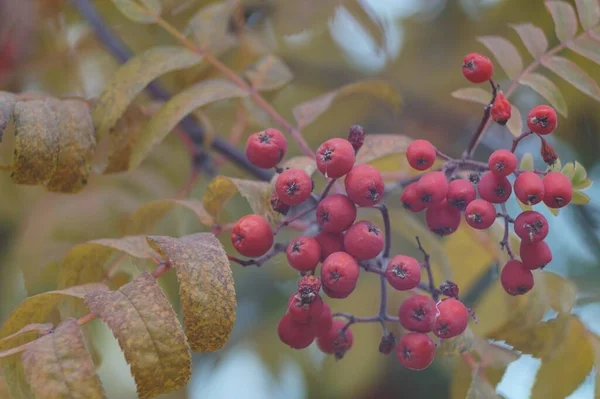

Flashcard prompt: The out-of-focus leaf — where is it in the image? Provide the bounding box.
[466,369,501,399]
[472,338,520,368]
[476,36,523,79]
[451,88,491,105]
[146,233,236,352]
[548,157,562,172]
[244,55,293,91]
[0,373,9,398]
[0,324,53,352]
[355,134,412,165]
[110,0,161,23]
[92,46,203,145]
[84,273,191,399]
[546,1,579,42]
[569,35,600,66]
[188,0,238,55]
[511,23,548,58]
[571,190,591,204]
[276,156,317,178]
[520,153,534,170]
[0,91,16,141]
[21,319,106,399]
[129,79,246,169]
[437,327,475,357]
[270,0,338,35]
[543,55,600,101]
[575,0,600,29]
[591,333,600,398]
[574,178,593,190]
[572,160,587,184]
[517,198,533,212]
[561,162,575,179]
[124,199,214,235]
[506,105,522,137]
[202,175,239,221]
[292,80,401,130]
[519,73,567,117]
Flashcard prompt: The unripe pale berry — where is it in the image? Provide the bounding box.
[344,164,384,207]
[275,168,313,206]
[317,319,354,358]
[406,140,436,171]
[278,313,316,349]
[432,298,469,339]
[343,220,384,260]
[321,251,360,294]
[288,292,324,324]
[527,105,558,135]
[447,179,476,211]
[316,194,357,233]
[514,171,545,205]
[398,294,436,333]
[500,259,534,296]
[478,171,512,203]
[286,236,321,272]
[316,138,355,178]
[396,333,436,371]
[416,171,449,208]
[231,214,273,257]
[385,255,421,291]
[491,92,512,125]
[520,240,552,270]
[543,171,572,209]
[426,200,461,236]
[462,53,494,83]
[514,210,549,243]
[314,231,345,261]
[465,199,496,230]
[245,128,287,169]
[488,149,518,177]
[401,182,426,212]
[317,302,333,335]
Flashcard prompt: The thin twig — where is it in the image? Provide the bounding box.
[511,131,533,153]
[227,242,287,267]
[499,203,515,259]
[376,204,391,259]
[464,79,497,158]
[416,236,439,301]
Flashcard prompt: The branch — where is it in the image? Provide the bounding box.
[227,242,287,267]
[376,204,391,259]
[498,203,515,260]
[464,79,497,158]
[511,131,533,153]
[416,236,439,301]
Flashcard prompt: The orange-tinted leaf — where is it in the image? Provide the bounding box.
[546,1,579,41]
[519,73,568,117]
[244,55,293,91]
[477,36,523,79]
[575,0,600,29]
[542,55,600,101]
[0,91,16,141]
[451,87,491,105]
[568,35,600,65]
[511,23,548,58]
[109,0,161,23]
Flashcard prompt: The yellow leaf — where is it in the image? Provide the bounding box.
[437,326,475,357]
[0,324,53,352]
[466,369,502,399]
[571,190,591,205]
[520,152,534,170]
[109,0,161,23]
[452,361,507,399]
[244,55,293,91]
[591,333,600,398]
[506,105,522,137]
[202,175,238,221]
[0,91,16,141]
[561,162,575,179]
[572,160,588,185]
[21,319,106,399]
[146,233,236,352]
[188,0,238,55]
[84,272,191,399]
[355,134,412,165]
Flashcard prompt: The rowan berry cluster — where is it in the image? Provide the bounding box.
[227,51,578,370]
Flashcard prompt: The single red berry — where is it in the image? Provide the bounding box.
[278,313,316,349]
[317,194,357,233]
[439,281,460,298]
[462,53,494,83]
[321,251,360,293]
[488,149,518,177]
[347,125,365,152]
[406,140,436,171]
[379,332,397,355]
[432,298,469,339]
[317,319,354,359]
[245,128,287,169]
[275,168,313,206]
[344,164,385,207]
[343,220,384,260]
[288,292,324,324]
[316,138,355,178]
[314,231,345,261]
[286,236,321,272]
[270,191,291,215]
[465,199,496,230]
[401,182,426,212]
[500,259,534,296]
[297,275,322,301]
[426,200,461,236]
[416,171,449,208]
[478,171,512,203]
[317,302,333,335]
[231,214,273,257]
[396,333,436,371]
[322,283,355,299]
[385,255,421,291]
[398,294,436,333]
[514,172,545,205]
[520,240,552,270]
[514,210,548,243]
[527,105,558,135]
[491,92,512,125]
[447,179,476,211]
[543,171,573,209]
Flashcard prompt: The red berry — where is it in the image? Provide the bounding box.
[396,333,436,371]
[317,194,357,233]
[275,168,313,206]
[343,220,384,260]
[447,179,476,211]
[314,231,345,261]
[385,255,421,290]
[426,200,461,236]
[490,92,512,125]
[514,172,545,205]
[398,294,436,333]
[514,210,548,243]
[297,275,322,300]
[478,171,512,203]
[270,191,291,215]
[316,138,355,178]
[317,319,353,358]
[288,292,324,324]
[527,105,558,135]
[543,172,572,209]
[347,125,365,152]
[401,182,426,212]
[321,251,360,293]
[231,214,273,257]
[317,302,333,335]
[406,140,436,171]
[278,313,316,349]
[432,298,469,339]
[488,149,517,177]
[520,240,552,270]
[344,164,385,207]
[500,259,534,296]
[245,128,287,169]
[465,199,496,230]
[322,283,355,299]
[462,53,494,83]
[416,171,449,208]
[286,236,321,272]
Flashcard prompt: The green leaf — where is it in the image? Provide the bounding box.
[568,35,600,65]
[561,162,575,179]
[575,0,600,29]
[0,91,16,141]
[110,0,161,23]
[548,157,562,172]
[571,190,591,205]
[547,206,560,216]
[506,105,522,138]
[451,88,491,105]
[519,73,568,117]
[574,178,593,190]
[572,160,588,184]
[510,23,548,58]
[520,153,534,170]
[542,55,600,102]
[476,36,523,79]
[545,1,579,42]
[244,55,293,92]
[129,79,246,169]
[517,198,533,212]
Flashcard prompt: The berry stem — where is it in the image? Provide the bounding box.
[273,205,317,235]
[227,243,288,267]
[510,131,533,153]
[498,203,515,260]
[464,79,497,159]
[416,236,439,302]
[376,204,392,259]
[378,271,388,320]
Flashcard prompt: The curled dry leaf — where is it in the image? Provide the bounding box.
[84,272,191,399]
[146,233,236,352]
[110,0,162,24]
[21,319,106,399]
[123,199,214,235]
[243,55,293,91]
[0,91,16,141]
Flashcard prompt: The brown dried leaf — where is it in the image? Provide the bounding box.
[21,319,106,399]
[110,0,161,23]
[146,233,236,352]
[0,91,16,141]
[84,272,191,399]
[511,23,548,58]
[0,324,53,352]
[451,87,491,105]
[506,104,522,137]
[546,1,578,42]
[244,55,293,91]
[355,134,412,165]
[476,36,523,79]
[124,199,214,235]
[519,73,568,117]
[542,55,600,101]
[575,0,600,29]
[188,0,238,55]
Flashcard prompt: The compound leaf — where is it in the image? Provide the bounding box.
[575,0,600,30]
[244,55,293,92]
[477,36,523,79]
[519,73,568,117]
[542,55,600,102]
[511,23,548,58]
[546,1,579,42]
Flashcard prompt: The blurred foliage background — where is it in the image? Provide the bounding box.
[1,0,600,398]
